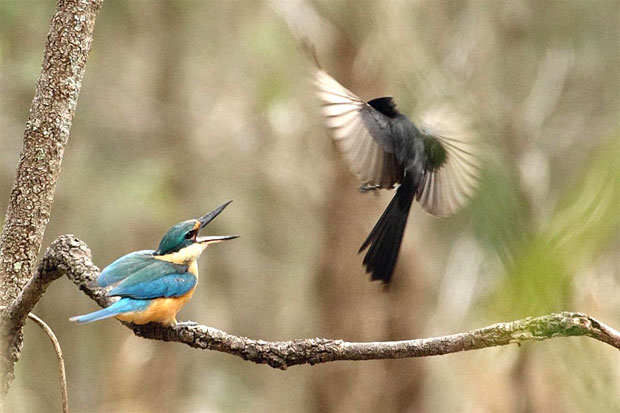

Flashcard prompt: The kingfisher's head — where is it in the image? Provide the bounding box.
[155,200,238,257]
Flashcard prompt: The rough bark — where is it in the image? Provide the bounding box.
[0,0,103,400]
[51,234,620,364]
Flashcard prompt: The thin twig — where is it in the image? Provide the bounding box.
[24,313,68,413]
[0,307,68,413]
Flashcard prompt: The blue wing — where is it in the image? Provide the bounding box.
[97,250,187,288]
[108,271,197,299]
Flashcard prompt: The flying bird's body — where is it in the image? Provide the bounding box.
[70,201,237,326]
[313,62,479,283]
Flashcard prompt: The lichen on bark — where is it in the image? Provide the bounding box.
[0,0,103,400]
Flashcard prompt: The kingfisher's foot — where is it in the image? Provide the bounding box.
[175,320,199,327]
[359,184,381,194]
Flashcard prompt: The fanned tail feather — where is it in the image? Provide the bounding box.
[359,176,415,283]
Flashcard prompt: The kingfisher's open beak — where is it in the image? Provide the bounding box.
[197,201,238,244]
[197,235,239,244]
[199,200,233,228]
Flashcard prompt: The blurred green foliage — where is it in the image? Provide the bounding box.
[493,134,620,318]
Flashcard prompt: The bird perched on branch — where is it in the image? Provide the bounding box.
[70,201,238,326]
[309,48,479,283]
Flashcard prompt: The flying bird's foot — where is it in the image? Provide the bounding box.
[359,184,381,194]
[175,320,199,327]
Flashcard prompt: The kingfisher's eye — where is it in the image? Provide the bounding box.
[185,230,197,240]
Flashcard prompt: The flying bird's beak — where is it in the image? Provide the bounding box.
[199,200,233,229]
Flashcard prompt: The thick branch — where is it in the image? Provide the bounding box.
[0,0,103,398]
[0,249,67,345]
[47,235,620,369]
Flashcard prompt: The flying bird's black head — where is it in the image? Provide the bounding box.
[367,97,400,118]
[155,200,238,256]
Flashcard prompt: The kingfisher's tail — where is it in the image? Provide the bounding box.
[359,176,416,283]
[70,298,150,324]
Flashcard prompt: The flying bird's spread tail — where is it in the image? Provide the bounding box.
[359,176,416,283]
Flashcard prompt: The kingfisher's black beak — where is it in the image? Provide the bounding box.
[199,200,233,228]
[197,200,238,244]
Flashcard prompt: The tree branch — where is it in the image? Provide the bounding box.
[1,249,68,346]
[0,0,103,399]
[46,235,620,369]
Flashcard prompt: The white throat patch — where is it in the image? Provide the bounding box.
[155,242,208,265]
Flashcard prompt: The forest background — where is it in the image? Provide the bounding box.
[1,0,618,411]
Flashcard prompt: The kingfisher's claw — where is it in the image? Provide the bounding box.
[175,320,198,327]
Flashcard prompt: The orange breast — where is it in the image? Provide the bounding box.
[116,287,197,326]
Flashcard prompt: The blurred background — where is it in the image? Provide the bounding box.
[1,0,619,411]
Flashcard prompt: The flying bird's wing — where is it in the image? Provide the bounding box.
[416,130,480,217]
[314,69,403,188]
[97,250,187,288]
[108,271,197,299]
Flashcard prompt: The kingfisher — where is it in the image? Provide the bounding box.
[70,201,238,326]
[311,51,479,283]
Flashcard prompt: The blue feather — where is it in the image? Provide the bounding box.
[109,272,197,299]
[97,250,187,287]
[69,298,151,324]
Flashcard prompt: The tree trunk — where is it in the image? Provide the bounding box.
[0,0,103,401]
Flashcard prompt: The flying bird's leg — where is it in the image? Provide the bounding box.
[359,184,381,194]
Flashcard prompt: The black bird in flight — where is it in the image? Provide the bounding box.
[312,55,479,283]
